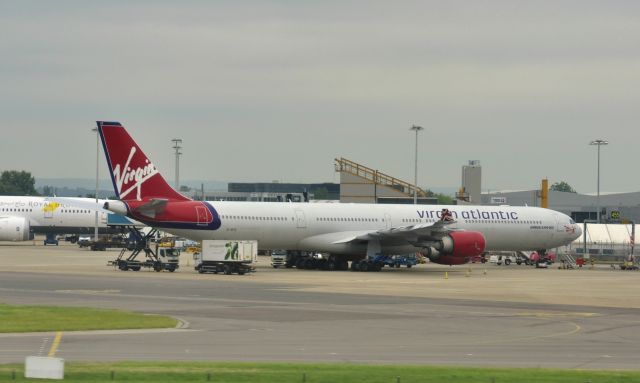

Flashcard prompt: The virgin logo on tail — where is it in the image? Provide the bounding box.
[113,147,159,200]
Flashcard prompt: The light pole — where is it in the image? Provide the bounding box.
[409,125,423,204]
[590,139,608,223]
[172,138,183,190]
[92,127,99,241]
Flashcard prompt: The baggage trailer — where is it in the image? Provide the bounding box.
[195,240,257,275]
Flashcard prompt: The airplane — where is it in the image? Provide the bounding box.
[96,121,582,268]
[0,196,126,242]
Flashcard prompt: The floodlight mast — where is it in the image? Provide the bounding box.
[409,125,423,205]
[589,139,608,223]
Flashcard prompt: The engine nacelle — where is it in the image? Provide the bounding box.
[103,200,129,216]
[425,231,486,265]
[0,216,30,241]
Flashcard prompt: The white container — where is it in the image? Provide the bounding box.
[200,240,257,263]
[25,356,64,380]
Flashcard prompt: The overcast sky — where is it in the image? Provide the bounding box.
[1,1,639,194]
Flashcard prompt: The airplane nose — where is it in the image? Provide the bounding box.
[574,224,582,239]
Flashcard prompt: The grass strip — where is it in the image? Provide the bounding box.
[0,362,638,382]
[0,303,177,333]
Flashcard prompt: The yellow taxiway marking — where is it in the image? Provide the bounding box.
[47,332,62,357]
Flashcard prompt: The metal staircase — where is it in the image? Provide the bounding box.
[561,253,577,268]
[334,157,428,198]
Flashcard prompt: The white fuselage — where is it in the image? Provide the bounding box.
[162,202,581,254]
[0,196,112,239]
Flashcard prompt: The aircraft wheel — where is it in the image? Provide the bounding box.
[350,261,360,272]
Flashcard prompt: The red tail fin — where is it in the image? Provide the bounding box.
[97,121,190,202]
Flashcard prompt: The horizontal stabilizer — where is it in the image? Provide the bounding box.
[132,198,168,218]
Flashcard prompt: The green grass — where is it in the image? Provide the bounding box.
[0,304,177,333]
[0,362,638,382]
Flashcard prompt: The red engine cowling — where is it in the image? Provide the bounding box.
[426,231,486,265]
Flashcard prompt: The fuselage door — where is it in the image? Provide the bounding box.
[384,213,392,229]
[43,203,53,219]
[295,209,306,229]
[196,205,208,226]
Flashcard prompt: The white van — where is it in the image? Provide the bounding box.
[488,253,518,265]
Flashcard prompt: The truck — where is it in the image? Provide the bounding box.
[80,233,137,251]
[270,249,287,268]
[194,240,257,275]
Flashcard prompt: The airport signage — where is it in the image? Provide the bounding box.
[491,197,507,204]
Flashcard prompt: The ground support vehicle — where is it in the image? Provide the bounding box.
[489,253,518,265]
[381,254,418,268]
[349,254,418,272]
[489,252,532,266]
[619,256,639,270]
[83,235,133,251]
[271,250,287,268]
[194,240,257,275]
[43,233,59,246]
[64,234,79,244]
[107,227,179,272]
[620,262,639,270]
[284,251,351,271]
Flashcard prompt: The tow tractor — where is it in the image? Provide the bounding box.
[619,255,639,271]
[107,227,179,272]
[349,254,418,272]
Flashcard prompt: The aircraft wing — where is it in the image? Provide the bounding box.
[332,220,457,245]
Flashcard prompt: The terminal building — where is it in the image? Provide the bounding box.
[482,189,640,224]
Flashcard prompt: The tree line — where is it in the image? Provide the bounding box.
[0,170,37,195]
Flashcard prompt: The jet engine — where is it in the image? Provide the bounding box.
[423,231,486,265]
[0,216,31,241]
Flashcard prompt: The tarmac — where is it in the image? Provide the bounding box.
[1,241,639,369]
